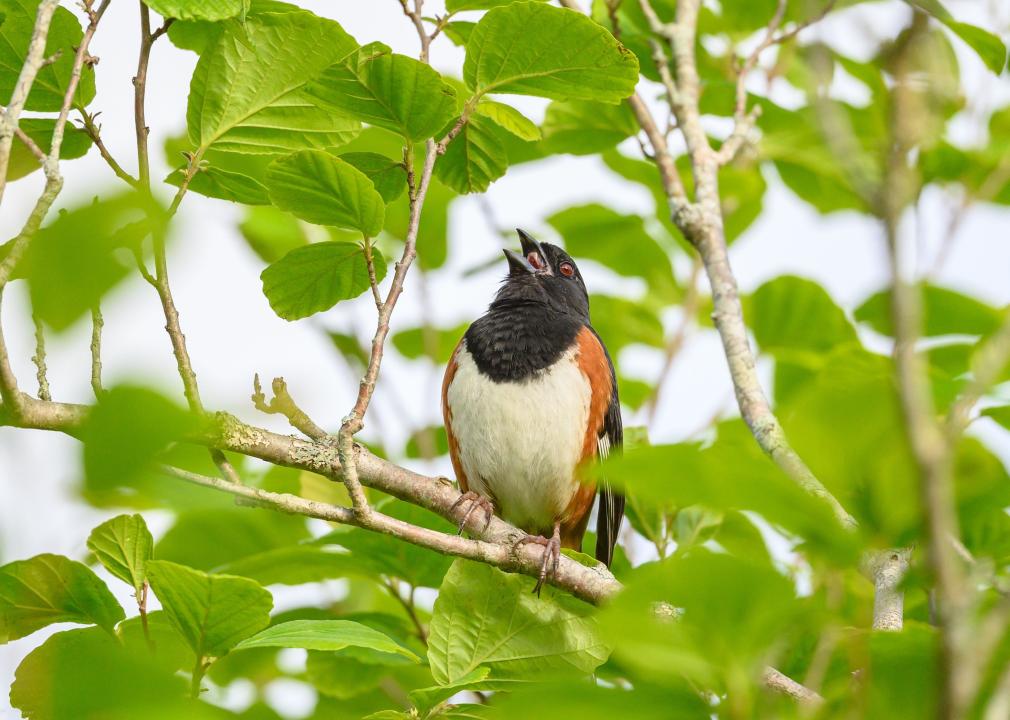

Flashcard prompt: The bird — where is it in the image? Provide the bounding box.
[441,228,623,594]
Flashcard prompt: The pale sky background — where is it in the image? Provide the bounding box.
[1,0,1009,716]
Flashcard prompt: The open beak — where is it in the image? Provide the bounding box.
[503,228,548,276]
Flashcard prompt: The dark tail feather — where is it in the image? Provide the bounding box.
[594,485,625,567]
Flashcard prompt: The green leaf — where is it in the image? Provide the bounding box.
[434,114,508,193]
[305,44,457,142]
[168,165,270,205]
[317,499,455,588]
[307,651,388,699]
[443,20,476,47]
[599,551,799,687]
[0,0,96,111]
[542,99,637,155]
[428,559,608,684]
[217,546,372,586]
[143,0,243,21]
[749,276,858,354]
[81,385,197,492]
[867,624,939,718]
[187,12,360,154]
[147,560,273,658]
[86,514,154,597]
[982,406,1010,431]
[235,619,419,661]
[155,507,308,571]
[9,626,188,719]
[340,152,408,203]
[239,205,308,264]
[266,150,385,235]
[260,241,387,321]
[20,193,154,331]
[7,118,91,182]
[405,426,449,459]
[447,0,547,10]
[906,0,1006,74]
[493,680,709,720]
[392,323,466,363]
[548,204,678,301]
[476,100,541,141]
[408,667,492,712]
[464,2,639,102]
[589,295,665,352]
[0,554,124,642]
[855,284,1002,337]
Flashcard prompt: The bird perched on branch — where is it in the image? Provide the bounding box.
[442,229,623,593]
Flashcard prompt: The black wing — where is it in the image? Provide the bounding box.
[590,327,624,567]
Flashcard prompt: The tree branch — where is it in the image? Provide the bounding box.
[30,314,50,401]
[0,0,60,205]
[79,110,140,187]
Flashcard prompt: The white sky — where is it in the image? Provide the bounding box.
[1,1,1009,716]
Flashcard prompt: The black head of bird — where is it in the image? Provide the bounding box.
[495,228,590,322]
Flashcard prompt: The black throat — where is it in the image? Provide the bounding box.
[463,300,582,383]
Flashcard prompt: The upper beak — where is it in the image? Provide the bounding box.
[503,228,547,276]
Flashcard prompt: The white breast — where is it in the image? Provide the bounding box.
[446,344,591,533]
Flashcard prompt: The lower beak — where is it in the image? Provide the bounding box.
[504,248,533,275]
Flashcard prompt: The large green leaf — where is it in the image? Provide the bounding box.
[81,385,198,492]
[316,499,454,588]
[548,204,678,301]
[266,150,385,235]
[9,626,189,720]
[216,546,372,586]
[866,624,939,718]
[542,99,637,155]
[146,560,273,659]
[86,514,154,597]
[234,619,419,661]
[168,164,270,205]
[599,551,799,688]
[7,118,91,182]
[434,113,508,193]
[463,2,639,102]
[855,284,1002,337]
[239,205,308,264]
[0,554,124,642]
[493,681,709,720]
[589,294,665,352]
[143,0,243,21]
[260,241,387,321]
[155,507,309,571]
[447,0,548,10]
[305,44,457,142]
[749,276,858,355]
[427,559,608,684]
[475,100,540,141]
[0,0,96,111]
[339,152,407,203]
[906,0,1006,74]
[392,323,467,363]
[186,12,360,154]
[19,194,154,331]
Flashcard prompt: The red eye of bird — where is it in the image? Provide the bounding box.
[527,252,544,270]
[559,262,575,277]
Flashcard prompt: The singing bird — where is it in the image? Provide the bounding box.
[441,229,623,593]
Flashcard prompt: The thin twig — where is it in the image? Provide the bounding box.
[31,314,51,401]
[763,667,824,704]
[384,579,428,645]
[78,111,140,187]
[13,126,46,164]
[252,374,328,441]
[90,305,104,398]
[362,239,384,311]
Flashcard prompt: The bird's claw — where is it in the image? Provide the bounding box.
[450,491,494,535]
[515,528,561,596]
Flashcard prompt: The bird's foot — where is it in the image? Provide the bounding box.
[450,491,494,535]
[515,524,561,596]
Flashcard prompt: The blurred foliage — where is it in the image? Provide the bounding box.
[2,0,1010,718]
